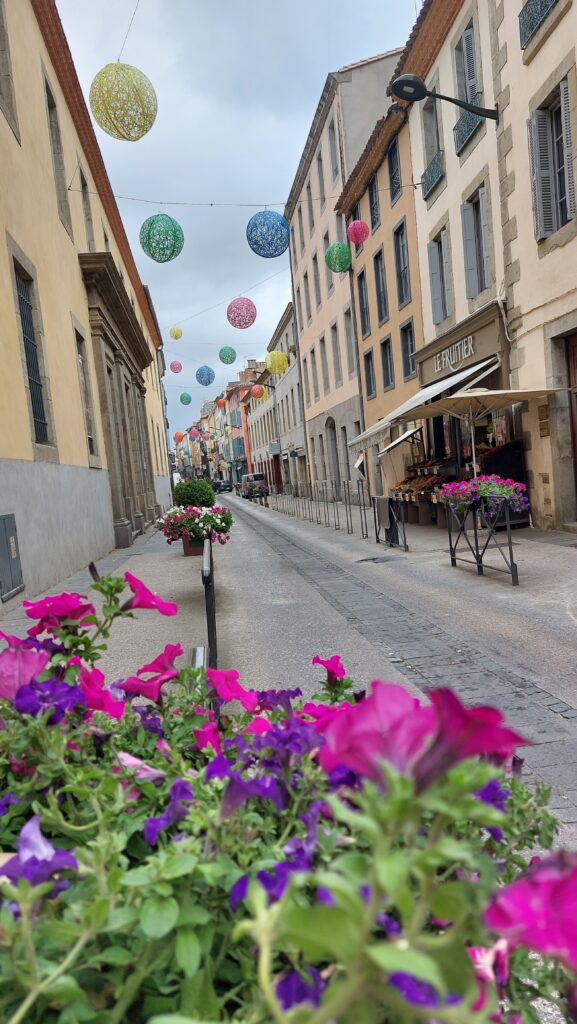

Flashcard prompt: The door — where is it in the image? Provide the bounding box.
[568,335,577,479]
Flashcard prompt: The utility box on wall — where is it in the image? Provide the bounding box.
[0,514,24,602]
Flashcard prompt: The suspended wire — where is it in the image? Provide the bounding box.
[160,266,289,330]
[118,0,142,61]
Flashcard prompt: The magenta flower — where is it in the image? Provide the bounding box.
[78,665,125,719]
[485,852,577,969]
[468,939,509,1011]
[311,654,346,686]
[194,720,222,754]
[2,815,77,891]
[14,679,85,724]
[0,646,50,702]
[244,717,273,735]
[205,667,257,712]
[23,592,96,636]
[116,752,166,783]
[124,572,178,616]
[137,643,183,682]
[121,673,167,703]
[413,689,527,793]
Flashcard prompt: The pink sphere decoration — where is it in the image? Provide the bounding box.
[250,384,264,399]
[170,360,182,373]
[347,219,370,246]
[188,427,200,439]
[227,296,257,330]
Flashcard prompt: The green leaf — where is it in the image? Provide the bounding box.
[99,946,135,966]
[84,897,110,930]
[177,905,211,927]
[44,974,87,1005]
[179,965,220,1019]
[375,852,409,899]
[149,1017,216,1024]
[367,943,446,994]
[175,928,202,979]
[140,896,179,938]
[281,904,361,961]
[105,906,140,932]
[430,882,469,923]
[122,866,155,887]
[163,854,198,879]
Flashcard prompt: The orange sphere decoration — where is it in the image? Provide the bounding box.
[250,384,264,399]
[174,431,185,443]
[217,398,226,409]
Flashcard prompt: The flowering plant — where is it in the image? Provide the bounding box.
[0,571,571,1024]
[437,475,530,519]
[156,504,233,545]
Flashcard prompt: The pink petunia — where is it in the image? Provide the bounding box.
[121,674,167,704]
[244,717,273,735]
[116,752,166,783]
[468,939,509,1011]
[124,572,178,616]
[0,647,50,702]
[137,643,183,680]
[194,720,222,754]
[78,665,125,719]
[23,593,96,636]
[205,668,257,712]
[311,654,346,685]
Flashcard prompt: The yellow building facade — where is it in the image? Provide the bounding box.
[0,0,170,600]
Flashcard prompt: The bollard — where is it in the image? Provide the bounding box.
[332,481,340,530]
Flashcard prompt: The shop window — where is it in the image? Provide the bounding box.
[393,220,411,306]
[428,227,452,323]
[373,248,388,324]
[368,174,380,228]
[461,186,490,297]
[306,181,315,232]
[387,138,401,203]
[528,79,576,240]
[364,349,376,399]
[401,320,416,380]
[357,269,371,337]
[380,336,394,390]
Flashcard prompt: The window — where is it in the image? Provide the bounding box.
[296,287,304,333]
[291,388,297,426]
[364,349,376,398]
[380,337,394,389]
[528,81,576,240]
[393,220,410,306]
[455,24,478,104]
[319,336,330,393]
[310,348,320,400]
[357,270,371,337]
[461,186,490,297]
[44,78,72,234]
[387,138,401,203]
[344,308,356,376]
[328,119,339,179]
[303,271,312,321]
[75,331,96,455]
[312,253,322,307]
[401,320,416,379]
[350,202,363,252]
[15,267,49,444]
[331,323,342,387]
[423,92,441,164]
[373,248,388,324]
[0,0,17,130]
[317,150,326,208]
[310,436,317,480]
[306,181,315,233]
[323,231,333,294]
[297,205,305,252]
[291,225,297,264]
[80,170,95,252]
[368,174,380,228]
[336,213,346,244]
[103,225,110,252]
[427,228,452,323]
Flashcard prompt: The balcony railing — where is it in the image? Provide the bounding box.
[519,0,560,48]
[453,92,484,155]
[421,149,445,200]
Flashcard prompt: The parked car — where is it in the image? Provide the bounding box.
[213,479,233,493]
[241,472,269,498]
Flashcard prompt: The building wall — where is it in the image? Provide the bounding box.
[0,0,169,597]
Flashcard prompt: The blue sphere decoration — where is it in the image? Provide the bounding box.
[196,365,215,387]
[246,210,290,258]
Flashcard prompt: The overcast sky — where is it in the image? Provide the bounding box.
[55,0,418,434]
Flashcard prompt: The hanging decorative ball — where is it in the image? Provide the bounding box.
[174,431,185,443]
[169,326,183,340]
[246,210,290,258]
[265,351,289,375]
[250,384,264,400]
[210,434,216,441]
[170,360,182,374]
[89,63,158,142]
[202,432,211,441]
[325,242,352,273]
[180,392,192,405]
[217,398,227,409]
[225,426,232,435]
[347,219,370,246]
[140,214,184,263]
[189,427,200,438]
[219,346,236,365]
[227,297,257,330]
[196,365,215,387]
[255,387,268,402]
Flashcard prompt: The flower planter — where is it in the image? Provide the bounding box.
[182,536,204,556]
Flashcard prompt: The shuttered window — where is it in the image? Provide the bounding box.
[76,332,96,456]
[15,269,48,444]
[364,349,376,399]
[456,25,478,103]
[393,221,410,306]
[302,357,310,405]
[317,151,326,209]
[380,337,394,389]
[527,80,576,240]
[323,231,333,294]
[357,270,371,337]
[428,227,452,324]
[303,272,312,321]
[461,186,491,298]
[387,138,401,203]
[401,321,416,380]
[373,248,388,324]
[368,174,380,228]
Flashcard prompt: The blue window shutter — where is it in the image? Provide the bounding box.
[440,228,452,315]
[527,111,555,239]
[478,185,492,290]
[461,202,479,298]
[462,27,478,103]
[428,241,444,325]
[560,80,576,220]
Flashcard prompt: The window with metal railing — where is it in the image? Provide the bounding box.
[519,0,561,48]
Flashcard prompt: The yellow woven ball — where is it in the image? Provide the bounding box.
[169,326,183,340]
[89,63,157,142]
[265,351,289,375]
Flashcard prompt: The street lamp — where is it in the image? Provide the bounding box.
[390,73,498,122]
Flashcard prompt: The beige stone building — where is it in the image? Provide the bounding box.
[0,0,170,600]
[284,51,402,495]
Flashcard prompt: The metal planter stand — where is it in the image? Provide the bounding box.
[446,494,520,586]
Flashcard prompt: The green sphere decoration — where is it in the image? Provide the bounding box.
[219,346,236,365]
[89,63,158,142]
[140,214,184,263]
[325,241,352,273]
[180,392,192,406]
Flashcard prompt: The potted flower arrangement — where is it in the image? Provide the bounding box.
[437,475,530,521]
[0,571,573,1023]
[156,504,233,556]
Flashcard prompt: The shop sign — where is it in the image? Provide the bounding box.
[434,335,474,374]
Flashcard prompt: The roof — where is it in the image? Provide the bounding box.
[284,74,338,222]
[338,48,403,74]
[388,0,464,88]
[336,106,408,214]
[31,0,162,349]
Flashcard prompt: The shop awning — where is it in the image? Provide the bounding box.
[348,357,499,455]
[378,427,421,457]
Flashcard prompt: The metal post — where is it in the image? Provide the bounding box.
[332,481,340,530]
[357,480,369,539]
[343,481,354,534]
[323,482,331,527]
[372,496,380,544]
[202,539,217,669]
[505,501,519,587]
[315,482,322,524]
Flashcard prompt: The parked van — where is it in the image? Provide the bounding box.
[241,473,268,498]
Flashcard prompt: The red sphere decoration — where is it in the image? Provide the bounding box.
[227,296,257,330]
[202,432,210,441]
[217,397,226,409]
[170,360,182,373]
[250,384,264,399]
[347,219,370,245]
[174,431,185,443]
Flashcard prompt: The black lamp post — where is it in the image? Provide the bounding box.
[390,73,498,123]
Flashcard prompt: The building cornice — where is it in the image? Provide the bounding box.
[31,0,162,350]
[388,0,465,89]
[284,75,338,222]
[336,108,408,215]
[79,252,152,371]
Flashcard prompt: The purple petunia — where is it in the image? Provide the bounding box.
[476,778,511,842]
[255,688,303,714]
[389,973,461,1009]
[133,705,164,737]
[2,815,77,893]
[276,966,326,1011]
[0,792,18,817]
[143,778,194,845]
[205,754,285,819]
[14,679,86,725]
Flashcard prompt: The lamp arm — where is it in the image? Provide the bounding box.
[429,90,498,122]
